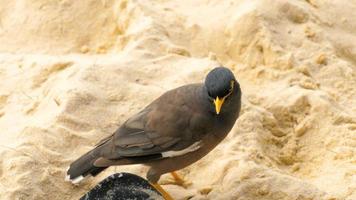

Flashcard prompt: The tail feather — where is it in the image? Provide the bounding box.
[66,144,108,184]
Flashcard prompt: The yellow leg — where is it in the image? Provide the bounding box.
[170,171,191,188]
[170,171,184,184]
[151,183,174,200]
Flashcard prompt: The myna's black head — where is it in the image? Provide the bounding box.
[205,67,240,115]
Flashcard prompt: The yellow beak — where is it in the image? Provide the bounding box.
[214,96,225,114]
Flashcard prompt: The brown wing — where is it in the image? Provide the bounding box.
[100,84,208,160]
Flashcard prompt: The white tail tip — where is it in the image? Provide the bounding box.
[65,166,85,184]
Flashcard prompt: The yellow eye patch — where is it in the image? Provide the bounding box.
[226,80,234,97]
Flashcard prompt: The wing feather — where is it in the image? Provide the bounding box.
[100,85,206,160]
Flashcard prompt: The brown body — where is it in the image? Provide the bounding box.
[145,128,227,182]
[67,67,241,186]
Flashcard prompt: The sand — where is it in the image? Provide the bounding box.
[0,0,355,199]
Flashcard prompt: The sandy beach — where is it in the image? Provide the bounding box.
[0,0,355,199]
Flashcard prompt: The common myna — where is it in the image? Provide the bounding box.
[66,66,242,200]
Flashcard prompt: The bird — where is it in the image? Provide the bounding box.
[66,66,242,200]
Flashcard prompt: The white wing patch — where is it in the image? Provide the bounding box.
[161,141,202,158]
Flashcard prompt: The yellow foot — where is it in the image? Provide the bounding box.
[170,171,192,188]
[151,183,174,200]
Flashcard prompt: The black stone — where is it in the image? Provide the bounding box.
[80,173,163,200]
